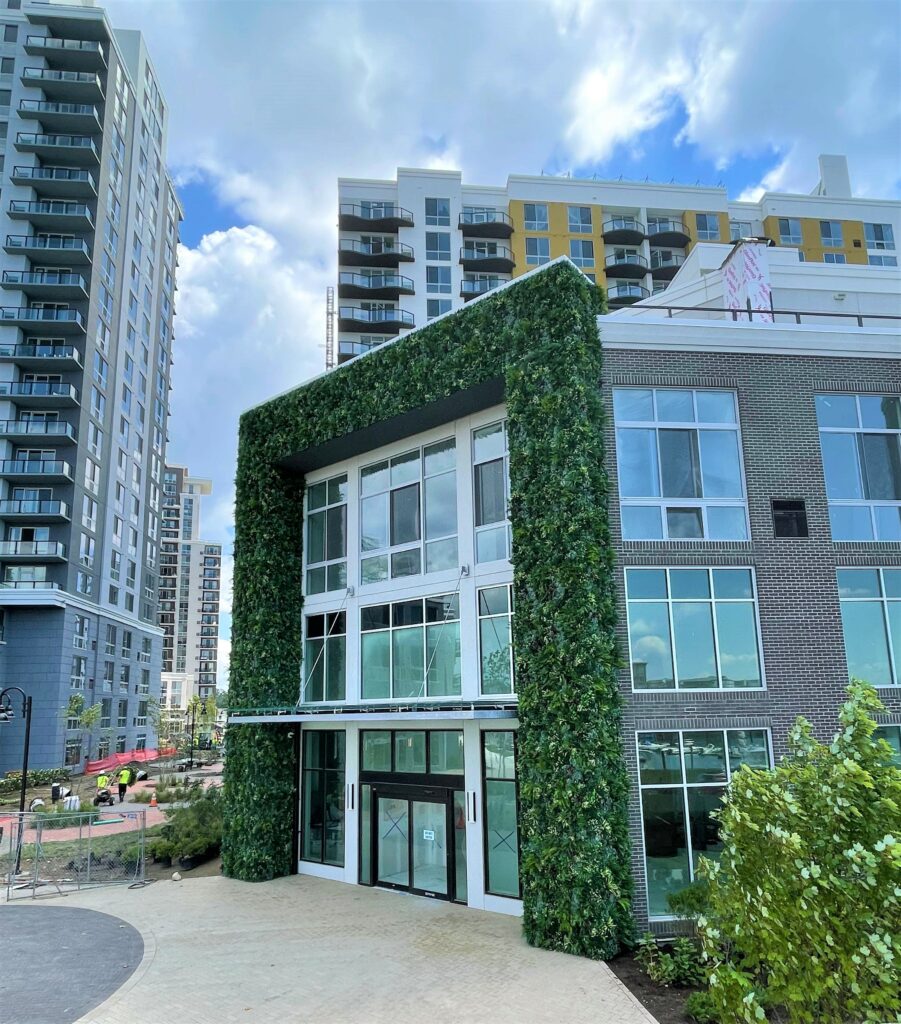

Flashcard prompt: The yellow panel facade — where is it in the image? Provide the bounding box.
[682,210,731,249]
[763,215,868,264]
[509,199,606,280]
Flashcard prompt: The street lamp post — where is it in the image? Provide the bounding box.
[187,700,206,769]
[0,685,33,876]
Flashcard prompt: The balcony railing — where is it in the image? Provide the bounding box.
[602,218,646,243]
[0,541,66,558]
[25,36,105,58]
[0,499,70,519]
[338,307,414,326]
[5,236,92,260]
[338,203,414,230]
[0,580,61,590]
[0,381,79,400]
[11,166,95,189]
[459,209,514,238]
[9,200,93,222]
[0,308,85,328]
[605,252,649,278]
[0,459,73,476]
[16,132,99,160]
[22,68,103,90]
[0,420,76,439]
[337,272,414,298]
[18,100,97,116]
[646,219,691,246]
[607,283,651,304]
[1,271,88,291]
[461,277,504,299]
[338,238,414,266]
[459,245,515,272]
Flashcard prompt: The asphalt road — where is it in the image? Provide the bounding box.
[0,905,143,1024]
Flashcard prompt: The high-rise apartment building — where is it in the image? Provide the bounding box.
[158,465,221,717]
[0,0,181,773]
[336,154,900,362]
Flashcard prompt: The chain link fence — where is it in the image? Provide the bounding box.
[0,808,146,899]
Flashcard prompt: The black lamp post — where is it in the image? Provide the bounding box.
[187,700,206,769]
[0,685,33,876]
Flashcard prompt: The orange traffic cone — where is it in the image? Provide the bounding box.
[149,792,157,808]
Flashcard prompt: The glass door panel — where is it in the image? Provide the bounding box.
[376,796,409,886]
[411,800,447,896]
[453,791,467,902]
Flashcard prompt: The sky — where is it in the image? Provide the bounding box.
[102,0,901,690]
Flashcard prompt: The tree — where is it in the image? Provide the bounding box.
[698,682,901,1024]
[61,694,103,767]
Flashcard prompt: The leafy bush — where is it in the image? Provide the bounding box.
[698,682,901,1024]
[684,990,719,1023]
[160,786,223,860]
[635,933,705,987]
[0,767,71,794]
[666,879,710,921]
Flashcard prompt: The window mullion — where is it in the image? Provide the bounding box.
[708,570,724,689]
[666,570,680,689]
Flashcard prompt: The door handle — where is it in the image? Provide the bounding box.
[467,791,477,824]
[345,783,354,811]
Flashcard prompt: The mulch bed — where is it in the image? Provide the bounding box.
[607,952,699,1024]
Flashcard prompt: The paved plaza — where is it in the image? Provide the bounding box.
[3,874,657,1024]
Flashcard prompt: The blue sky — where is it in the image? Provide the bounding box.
[102,0,901,688]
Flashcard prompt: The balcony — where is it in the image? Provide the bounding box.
[459,245,515,273]
[17,99,101,133]
[8,200,93,231]
[1,271,88,301]
[338,272,414,300]
[0,381,79,407]
[338,338,384,363]
[24,36,106,72]
[602,218,646,245]
[649,251,686,281]
[10,166,97,198]
[0,458,74,482]
[0,541,67,562]
[459,210,514,239]
[338,238,414,268]
[15,132,100,165]
[461,277,504,300]
[646,219,691,248]
[0,308,85,334]
[604,252,649,280]
[337,307,414,334]
[4,236,92,266]
[0,419,77,444]
[338,203,414,231]
[0,500,70,522]
[607,282,651,306]
[0,580,61,591]
[0,343,82,369]
[21,68,104,103]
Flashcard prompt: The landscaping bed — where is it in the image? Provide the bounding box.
[608,953,698,1024]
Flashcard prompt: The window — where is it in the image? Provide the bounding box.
[815,394,901,540]
[361,729,463,775]
[865,223,895,251]
[730,220,753,241]
[70,655,86,689]
[525,237,550,266]
[637,728,771,918]
[695,213,720,241]
[117,699,128,728]
[837,568,901,687]
[302,611,346,702]
[568,206,592,233]
[425,232,450,261]
[473,420,510,562]
[105,623,116,656]
[868,254,898,267]
[3,24,16,42]
[305,473,347,595]
[478,585,514,695]
[777,218,802,245]
[301,730,345,866]
[482,731,520,897]
[823,252,846,264]
[361,595,460,699]
[614,388,748,540]
[426,266,451,294]
[425,198,450,227]
[820,220,843,247]
[568,239,594,267]
[772,499,809,538]
[360,439,457,583]
[65,739,82,766]
[626,568,763,690]
[73,615,88,649]
[121,630,132,658]
[523,204,548,231]
[426,299,451,320]
[876,726,901,765]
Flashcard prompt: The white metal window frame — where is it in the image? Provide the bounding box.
[777,218,802,245]
[525,237,550,265]
[567,206,592,233]
[302,609,348,703]
[472,418,511,566]
[613,387,750,542]
[823,252,846,264]
[425,197,450,227]
[837,567,901,688]
[425,232,451,261]
[624,565,766,692]
[868,254,899,267]
[819,219,843,247]
[695,213,720,241]
[729,220,753,241]
[426,265,452,294]
[523,204,548,232]
[635,727,773,920]
[568,238,595,267]
[864,223,895,251]
[477,583,515,697]
[303,472,348,597]
[816,392,901,542]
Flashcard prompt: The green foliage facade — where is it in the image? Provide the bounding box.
[224,261,633,956]
[698,682,901,1023]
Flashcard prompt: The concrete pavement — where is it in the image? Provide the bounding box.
[7,874,658,1024]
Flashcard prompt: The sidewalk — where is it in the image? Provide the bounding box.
[8,874,659,1024]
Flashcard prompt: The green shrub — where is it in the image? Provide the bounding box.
[666,879,710,920]
[0,767,71,794]
[698,681,901,1024]
[684,990,719,1023]
[160,786,223,860]
[635,933,704,988]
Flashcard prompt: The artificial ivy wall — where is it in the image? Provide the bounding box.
[223,259,634,958]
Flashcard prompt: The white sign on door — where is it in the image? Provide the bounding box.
[422,829,435,841]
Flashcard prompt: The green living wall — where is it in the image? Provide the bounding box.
[224,259,633,957]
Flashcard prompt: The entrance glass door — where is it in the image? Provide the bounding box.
[411,800,447,897]
[376,796,409,888]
